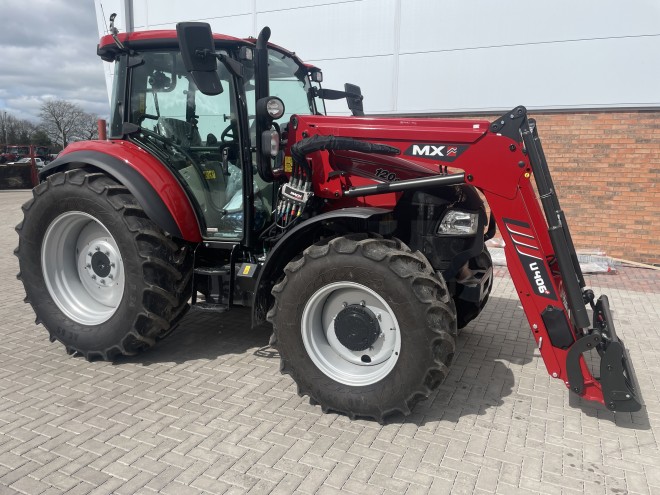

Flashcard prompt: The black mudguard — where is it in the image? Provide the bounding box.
[251,207,392,327]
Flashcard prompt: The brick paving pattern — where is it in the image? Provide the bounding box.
[1,189,659,494]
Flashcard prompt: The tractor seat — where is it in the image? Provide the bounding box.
[157,118,202,147]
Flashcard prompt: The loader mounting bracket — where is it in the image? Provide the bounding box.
[489,106,527,143]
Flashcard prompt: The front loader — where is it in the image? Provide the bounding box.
[15,20,642,422]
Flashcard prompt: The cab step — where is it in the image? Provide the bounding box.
[190,301,229,313]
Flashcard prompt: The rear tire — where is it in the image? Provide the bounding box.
[268,235,457,422]
[15,169,193,360]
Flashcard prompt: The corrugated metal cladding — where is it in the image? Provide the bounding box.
[95,0,660,115]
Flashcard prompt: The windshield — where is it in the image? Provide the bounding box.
[268,50,320,122]
[244,49,324,144]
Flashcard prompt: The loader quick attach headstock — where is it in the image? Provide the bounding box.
[491,107,643,412]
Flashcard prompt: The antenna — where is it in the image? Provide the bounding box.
[99,2,110,34]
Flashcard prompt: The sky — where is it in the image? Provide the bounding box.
[0,0,109,122]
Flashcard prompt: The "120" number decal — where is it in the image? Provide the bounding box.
[374,168,398,182]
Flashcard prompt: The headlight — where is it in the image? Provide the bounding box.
[265,97,285,119]
[437,210,479,235]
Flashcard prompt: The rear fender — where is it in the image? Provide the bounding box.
[251,207,392,327]
[40,140,202,242]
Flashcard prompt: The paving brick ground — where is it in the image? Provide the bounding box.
[1,189,659,495]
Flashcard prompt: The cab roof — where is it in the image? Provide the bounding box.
[97,30,246,62]
[97,29,320,71]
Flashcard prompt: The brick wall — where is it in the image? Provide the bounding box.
[531,111,659,264]
[450,110,659,264]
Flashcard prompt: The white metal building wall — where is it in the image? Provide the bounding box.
[94,0,660,115]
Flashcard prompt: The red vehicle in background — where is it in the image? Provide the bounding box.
[0,145,50,164]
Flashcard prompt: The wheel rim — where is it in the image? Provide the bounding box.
[301,281,401,386]
[41,211,124,325]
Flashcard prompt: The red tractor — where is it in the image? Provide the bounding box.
[0,145,50,165]
[15,21,641,421]
[1,144,30,163]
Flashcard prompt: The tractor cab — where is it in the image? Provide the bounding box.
[99,27,324,242]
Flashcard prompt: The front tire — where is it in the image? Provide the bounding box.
[15,169,193,360]
[268,235,457,422]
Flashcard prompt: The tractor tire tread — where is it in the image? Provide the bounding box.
[15,169,193,360]
[269,235,456,423]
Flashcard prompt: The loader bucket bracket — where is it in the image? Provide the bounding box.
[566,295,643,412]
[600,341,642,412]
[566,332,601,396]
[595,295,644,412]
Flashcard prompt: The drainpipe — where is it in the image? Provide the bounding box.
[122,0,134,33]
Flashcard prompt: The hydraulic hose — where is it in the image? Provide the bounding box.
[290,134,400,177]
[271,134,401,231]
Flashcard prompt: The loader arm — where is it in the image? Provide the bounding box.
[285,106,642,412]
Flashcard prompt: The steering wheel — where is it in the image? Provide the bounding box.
[221,123,235,142]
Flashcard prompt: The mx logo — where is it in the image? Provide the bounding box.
[403,143,467,162]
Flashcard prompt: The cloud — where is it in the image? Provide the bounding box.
[0,0,109,122]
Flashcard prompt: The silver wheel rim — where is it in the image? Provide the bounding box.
[301,281,401,386]
[41,211,124,325]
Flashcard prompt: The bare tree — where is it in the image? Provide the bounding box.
[0,111,10,145]
[76,112,100,141]
[13,119,36,144]
[39,99,86,148]
[0,111,40,145]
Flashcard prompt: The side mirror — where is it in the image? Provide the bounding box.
[176,22,223,96]
[344,83,364,116]
[312,84,364,116]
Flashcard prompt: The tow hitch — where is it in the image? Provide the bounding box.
[566,295,643,412]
